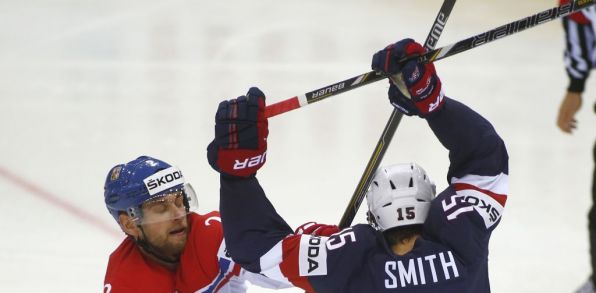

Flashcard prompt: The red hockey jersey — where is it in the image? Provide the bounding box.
[104,211,287,293]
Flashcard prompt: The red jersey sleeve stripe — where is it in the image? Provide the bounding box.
[214,264,242,292]
[453,182,507,206]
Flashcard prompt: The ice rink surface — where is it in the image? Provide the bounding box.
[0,0,595,292]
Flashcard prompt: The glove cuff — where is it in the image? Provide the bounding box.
[216,149,267,178]
[414,80,445,116]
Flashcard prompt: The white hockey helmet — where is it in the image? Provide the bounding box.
[366,163,436,231]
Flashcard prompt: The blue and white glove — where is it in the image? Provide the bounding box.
[371,38,445,117]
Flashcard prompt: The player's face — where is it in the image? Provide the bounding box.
[139,192,189,259]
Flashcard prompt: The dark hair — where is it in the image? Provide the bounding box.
[383,224,423,246]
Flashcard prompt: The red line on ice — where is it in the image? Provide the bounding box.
[0,165,122,239]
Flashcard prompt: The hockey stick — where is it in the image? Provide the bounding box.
[338,0,456,229]
[336,0,596,228]
[264,0,595,119]
[418,0,595,64]
[265,71,383,118]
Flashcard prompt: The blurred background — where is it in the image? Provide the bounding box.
[0,0,594,292]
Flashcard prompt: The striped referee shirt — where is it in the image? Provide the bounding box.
[561,0,596,92]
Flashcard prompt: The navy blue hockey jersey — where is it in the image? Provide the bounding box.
[219,98,509,292]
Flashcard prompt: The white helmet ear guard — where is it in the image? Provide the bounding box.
[366,163,436,231]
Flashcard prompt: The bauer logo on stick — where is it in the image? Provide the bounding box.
[310,83,345,99]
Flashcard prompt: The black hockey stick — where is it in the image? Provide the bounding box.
[338,0,457,229]
[265,0,595,119]
[418,0,595,64]
[265,71,384,118]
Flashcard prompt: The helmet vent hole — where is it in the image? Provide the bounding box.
[382,202,392,207]
[408,177,413,188]
[373,181,379,187]
[389,180,396,190]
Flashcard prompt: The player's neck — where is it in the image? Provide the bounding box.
[139,247,179,271]
[391,234,420,256]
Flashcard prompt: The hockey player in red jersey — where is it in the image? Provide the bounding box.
[103,156,289,293]
[208,38,509,292]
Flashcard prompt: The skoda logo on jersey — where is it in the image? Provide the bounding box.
[143,167,185,196]
[298,235,328,276]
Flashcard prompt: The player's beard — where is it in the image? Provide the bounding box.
[141,218,189,262]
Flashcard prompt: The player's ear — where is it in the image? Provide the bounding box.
[119,213,140,237]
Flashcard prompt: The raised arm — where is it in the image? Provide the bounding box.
[427,99,508,189]
[207,88,371,292]
[205,87,292,270]
[371,38,509,264]
[219,176,293,272]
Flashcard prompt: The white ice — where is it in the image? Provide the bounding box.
[0,0,594,292]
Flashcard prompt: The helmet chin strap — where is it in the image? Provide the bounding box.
[132,225,180,266]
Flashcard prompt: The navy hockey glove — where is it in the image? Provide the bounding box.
[207,87,268,178]
[371,38,445,117]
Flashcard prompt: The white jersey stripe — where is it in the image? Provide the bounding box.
[259,239,284,271]
[261,265,291,285]
[451,172,508,196]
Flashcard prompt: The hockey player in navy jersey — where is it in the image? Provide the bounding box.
[207,38,509,292]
